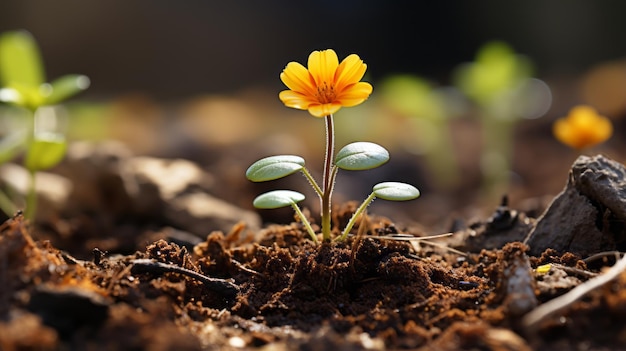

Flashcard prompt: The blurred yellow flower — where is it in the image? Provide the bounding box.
[279,49,373,117]
[553,105,612,150]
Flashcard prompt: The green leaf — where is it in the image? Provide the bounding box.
[253,190,305,209]
[454,41,532,105]
[24,132,67,171]
[0,85,47,110]
[373,182,420,201]
[46,75,90,105]
[335,142,389,170]
[379,75,446,121]
[246,155,305,182]
[0,31,45,88]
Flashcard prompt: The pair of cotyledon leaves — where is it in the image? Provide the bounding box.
[0,31,89,172]
[246,141,420,209]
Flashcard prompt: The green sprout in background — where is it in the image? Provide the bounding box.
[246,49,420,243]
[0,30,90,220]
[379,75,461,190]
[454,41,551,198]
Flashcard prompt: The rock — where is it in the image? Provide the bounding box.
[499,243,537,316]
[0,163,72,223]
[60,140,134,215]
[58,141,261,235]
[165,192,260,236]
[449,196,535,252]
[127,156,213,198]
[525,154,626,256]
[27,286,110,338]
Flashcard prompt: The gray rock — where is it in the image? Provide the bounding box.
[165,192,260,237]
[500,244,537,316]
[0,163,72,222]
[60,141,134,215]
[525,154,625,256]
[120,155,215,215]
[58,141,261,235]
[448,197,536,253]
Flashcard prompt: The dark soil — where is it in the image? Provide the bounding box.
[2,191,626,351]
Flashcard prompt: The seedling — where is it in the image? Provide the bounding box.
[379,75,461,189]
[247,49,420,242]
[454,41,551,198]
[0,30,90,220]
[553,105,612,151]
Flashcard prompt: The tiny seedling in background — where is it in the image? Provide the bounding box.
[0,30,90,220]
[246,49,420,242]
[379,75,461,189]
[454,41,551,199]
[553,105,613,151]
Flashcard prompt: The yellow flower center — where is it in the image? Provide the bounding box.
[315,81,336,104]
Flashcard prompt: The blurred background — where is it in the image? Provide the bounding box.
[2,0,626,231]
[3,1,626,98]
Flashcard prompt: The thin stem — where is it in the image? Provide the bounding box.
[291,203,318,243]
[321,114,335,241]
[323,114,334,191]
[23,108,37,221]
[328,165,339,191]
[24,169,36,221]
[0,189,16,217]
[300,167,323,197]
[339,192,376,241]
[481,108,514,200]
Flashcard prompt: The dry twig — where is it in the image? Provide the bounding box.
[130,259,239,297]
[523,254,626,330]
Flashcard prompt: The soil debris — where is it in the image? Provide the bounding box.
[3,154,626,350]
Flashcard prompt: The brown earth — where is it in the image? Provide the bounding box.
[1,98,626,350]
[2,172,626,351]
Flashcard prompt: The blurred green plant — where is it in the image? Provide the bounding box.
[0,30,90,220]
[379,75,461,189]
[453,41,551,198]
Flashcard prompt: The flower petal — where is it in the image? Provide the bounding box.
[278,49,373,115]
[594,118,613,143]
[553,118,576,148]
[336,82,373,107]
[335,54,367,92]
[308,49,339,88]
[308,102,342,117]
[280,62,316,96]
[553,112,613,150]
[279,90,315,110]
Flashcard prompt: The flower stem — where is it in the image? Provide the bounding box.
[321,114,335,241]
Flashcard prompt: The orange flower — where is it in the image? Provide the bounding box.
[279,49,373,117]
[553,105,612,150]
